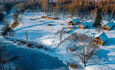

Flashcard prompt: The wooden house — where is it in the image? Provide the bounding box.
[78,22,89,29]
[93,32,108,45]
[67,26,74,30]
[41,16,57,20]
[102,22,115,31]
[10,21,19,29]
[68,18,80,25]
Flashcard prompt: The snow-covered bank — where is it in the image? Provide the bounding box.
[3,12,115,70]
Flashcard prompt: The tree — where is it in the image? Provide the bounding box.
[76,40,99,67]
[93,8,102,27]
[13,13,19,22]
[0,12,4,21]
[41,0,48,14]
[53,5,60,18]
[1,24,14,38]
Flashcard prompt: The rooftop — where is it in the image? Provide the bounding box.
[72,18,80,24]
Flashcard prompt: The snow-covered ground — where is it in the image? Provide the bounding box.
[5,12,115,70]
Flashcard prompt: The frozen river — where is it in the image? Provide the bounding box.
[8,46,68,70]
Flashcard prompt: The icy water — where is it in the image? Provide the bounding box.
[8,46,68,70]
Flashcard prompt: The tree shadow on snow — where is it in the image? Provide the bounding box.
[95,49,115,65]
[88,49,110,66]
[15,21,54,31]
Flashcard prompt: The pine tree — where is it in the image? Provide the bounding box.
[93,8,102,27]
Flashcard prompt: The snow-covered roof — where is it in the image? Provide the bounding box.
[72,18,80,24]
[9,10,15,14]
[97,32,108,42]
[80,22,90,27]
[107,22,115,29]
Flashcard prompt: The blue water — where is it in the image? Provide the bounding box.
[8,46,68,70]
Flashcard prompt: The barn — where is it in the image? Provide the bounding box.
[68,18,80,25]
[93,32,108,45]
[78,22,89,29]
[102,22,115,31]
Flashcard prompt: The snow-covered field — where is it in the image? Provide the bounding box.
[4,12,115,70]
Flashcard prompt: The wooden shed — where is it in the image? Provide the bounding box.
[41,16,57,20]
[93,32,108,45]
[68,18,80,25]
[10,21,19,29]
[78,22,89,29]
[102,22,115,31]
[67,26,74,30]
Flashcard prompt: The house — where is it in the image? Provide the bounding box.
[102,22,115,31]
[68,18,80,25]
[67,26,74,30]
[78,22,89,29]
[10,21,19,29]
[93,32,108,45]
[41,16,57,20]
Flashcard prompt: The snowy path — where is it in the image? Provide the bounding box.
[15,21,54,31]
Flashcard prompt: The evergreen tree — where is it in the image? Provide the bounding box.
[93,8,102,27]
[0,13,4,21]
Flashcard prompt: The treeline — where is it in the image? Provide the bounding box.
[22,0,115,19]
[0,0,115,19]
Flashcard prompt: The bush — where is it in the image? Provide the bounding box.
[1,24,14,37]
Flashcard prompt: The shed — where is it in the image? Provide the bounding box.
[93,32,108,45]
[67,26,74,30]
[41,16,57,20]
[78,22,89,29]
[68,18,80,25]
[10,21,19,29]
[102,22,115,31]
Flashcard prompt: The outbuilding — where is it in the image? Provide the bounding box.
[41,16,57,20]
[68,18,80,25]
[78,22,89,29]
[102,22,115,31]
[10,21,19,29]
[93,32,108,45]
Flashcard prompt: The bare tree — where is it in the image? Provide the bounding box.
[59,30,64,43]
[76,40,99,67]
[1,24,14,38]
[25,31,29,42]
